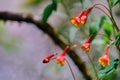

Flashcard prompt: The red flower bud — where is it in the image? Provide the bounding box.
[81,36,92,53]
[42,53,55,63]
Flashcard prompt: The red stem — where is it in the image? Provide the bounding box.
[85,36,92,43]
[83,7,94,16]
[62,46,70,56]
[93,3,110,13]
[78,10,86,18]
[105,45,110,55]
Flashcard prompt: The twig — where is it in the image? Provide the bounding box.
[106,0,120,56]
[0,11,92,80]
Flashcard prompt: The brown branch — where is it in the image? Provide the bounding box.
[0,11,92,80]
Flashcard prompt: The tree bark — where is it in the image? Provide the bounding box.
[0,11,92,80]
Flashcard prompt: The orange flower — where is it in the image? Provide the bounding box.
[70,11,85,28]
[81,36,92,53]
[70,7,93,28]
[98,45,110,67]
[70,17,81,28]
[56,46,70,66]
[42,53,55,63]
[98,55,110,67]
[56,55,65,66]
[81,42,90,53]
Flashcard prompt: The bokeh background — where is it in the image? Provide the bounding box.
[0,0,120,80]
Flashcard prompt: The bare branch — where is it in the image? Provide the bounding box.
[0,11,92,80]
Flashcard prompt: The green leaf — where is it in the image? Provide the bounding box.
[42,0,57,23]
[52,0,57,10]
[52,0,57,5]
[115,31,120,46]
[103,21,114,38]
[108,0,120,8]
[98,59,119,80]
[89,16,106,41]
[42,4,55,23]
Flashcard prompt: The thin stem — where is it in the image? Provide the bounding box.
[107,0,120,54]
[107,0,119,32]
[94,6,111,19]
[94,4,119,33]
[94,3,119,33]
[94,3,111,13]
[110,12,119,32]
[66,59,76,80]
[97,33,113,41]
[94,6,118,33]
[86,53,99,80]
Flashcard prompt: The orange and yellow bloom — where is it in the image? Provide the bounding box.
[81,36,92,53]
[81,42,90,53]
[70,7,93,28]
[70,11,85,28]
[98,45,110,67]
[56,46,70,66]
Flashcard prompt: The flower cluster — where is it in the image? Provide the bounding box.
[42,4,113,68]
[41,2,120,80]
[70,6,93,28]
[42,4,114,70]
[42,46,70,66]
[70,4,112,67]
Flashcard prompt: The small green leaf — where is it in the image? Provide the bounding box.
[42,0,57,23]
[89,16,106,41]
[52,0,57,5]
[52,0,57,10]
[42,4,55,23]
[98,59,119,80]
[103,21,114,38]
[108,0,120,8]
